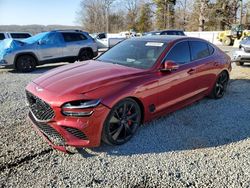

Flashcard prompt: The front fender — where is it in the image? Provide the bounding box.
[84,81,136,108]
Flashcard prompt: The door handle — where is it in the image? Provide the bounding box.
[187,68,196,75]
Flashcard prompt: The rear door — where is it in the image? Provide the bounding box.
[189,40,217,92]
[61,32,89,57]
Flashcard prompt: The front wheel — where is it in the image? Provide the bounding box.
[209,71,229,99]
[102,98,142,145]
[16,55,36,73]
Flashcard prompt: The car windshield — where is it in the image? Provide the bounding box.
[97,40,167,69]
[23,32,49,44]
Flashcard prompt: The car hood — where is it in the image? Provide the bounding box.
[32,60,144,96]
[0,39,26,59]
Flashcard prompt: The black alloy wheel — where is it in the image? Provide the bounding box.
[78,49,93,61]
[210,71,229,99]
[16,55,36,72]
[102,98,142,145]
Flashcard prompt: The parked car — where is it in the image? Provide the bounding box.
[233,36,250,65]
[0,30,98,72]
[0,32,32,42]
[91,32,126,49]
[144,30,185,36]
[26,36,231,153]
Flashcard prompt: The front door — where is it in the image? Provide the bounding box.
[156,41,207,112]
[36,33,64,61]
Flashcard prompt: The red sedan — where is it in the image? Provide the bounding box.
[26,36,232,153]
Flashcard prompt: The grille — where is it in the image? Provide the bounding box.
[29,112,65,146]
[64,127,88,140]
[26,91,55,121]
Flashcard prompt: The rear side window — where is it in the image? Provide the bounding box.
[208,44,214,55]
[10,33,31,39]
[189,41,210,61]
[165,41,191,64]
[0,33,5,40]
[62,33,87,42]
[161,31,184,36]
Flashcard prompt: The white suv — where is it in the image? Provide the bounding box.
[0,32,32,41]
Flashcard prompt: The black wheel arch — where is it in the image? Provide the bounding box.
[14,52,38,68]
[127,97,145,125]
[78,47,94,57]
[103,96,145,125]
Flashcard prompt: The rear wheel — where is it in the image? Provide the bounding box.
[236,62,244,66]
[16,55,36,72]
[209,71,229,99]
[102,98,142,145]
[78,49,93,61]
[223,37,232,46]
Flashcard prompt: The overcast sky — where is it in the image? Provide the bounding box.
[0,0,82,25]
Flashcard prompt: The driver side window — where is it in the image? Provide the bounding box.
[165,41,191,64]
[42,33,60,45]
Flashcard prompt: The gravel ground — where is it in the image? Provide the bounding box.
[0,46,250,187]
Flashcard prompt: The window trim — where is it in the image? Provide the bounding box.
[61,32,88,42]
[189,41,214,61]
[162,40,192,65]
[162,39,215,66]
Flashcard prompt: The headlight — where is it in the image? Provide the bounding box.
[62,99,101,117]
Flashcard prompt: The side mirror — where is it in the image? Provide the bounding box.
[160,60,179,72]
[38,39,45,45]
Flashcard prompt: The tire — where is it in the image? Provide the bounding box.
[209,71,229,99]
[16,55,36,73]
[222,37,232,46]
[102,98,142,145]
[78,49,93,61]
[236,62,244,66]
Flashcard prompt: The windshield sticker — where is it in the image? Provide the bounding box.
[145,42,164,47]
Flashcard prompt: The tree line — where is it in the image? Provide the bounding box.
[77,0,250,33]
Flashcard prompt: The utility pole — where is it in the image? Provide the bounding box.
[164,0,167,29]
[168,3,170,28]
[239,0,243,25]
[247,1,250,28]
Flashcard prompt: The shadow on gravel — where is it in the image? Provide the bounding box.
[78,79,250,157]
[7,63,68,74]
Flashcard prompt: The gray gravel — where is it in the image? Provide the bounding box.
[0,47,250,187]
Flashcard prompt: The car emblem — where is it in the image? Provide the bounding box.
[36,86,44,92]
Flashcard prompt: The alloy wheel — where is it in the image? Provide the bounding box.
[215,72,228,98]
[103,99,141,145]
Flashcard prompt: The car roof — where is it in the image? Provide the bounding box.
[130,35,189,43]
[51,30,89,34]
[160,29,184,32]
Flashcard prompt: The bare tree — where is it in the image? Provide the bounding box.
[77,0,115,33]
[103,0,116,32]
[199,0,209,31]
[125,0,139,30]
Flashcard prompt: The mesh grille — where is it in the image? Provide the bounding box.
[26,91,55,121]
[64,127,88,140]
[29,112,65,146]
